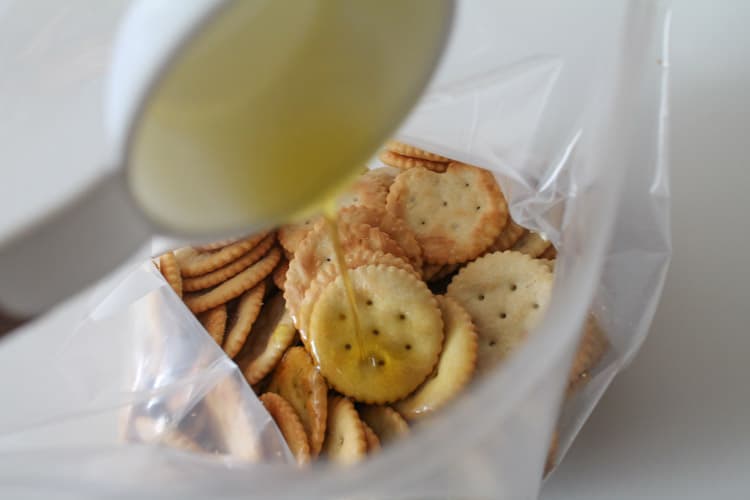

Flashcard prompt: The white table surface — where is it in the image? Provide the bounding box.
[1,1,748,499]
[542,1,750,498]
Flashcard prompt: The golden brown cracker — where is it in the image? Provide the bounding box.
[197,304,228,345]
[322,396,367,465]
[278,216,321,256]
[158,251,183,298]
[512,231,551,258]
[568,315,608,391]
[361,420,381,453]
[379,150,449,173]
[183,247,280,314]
[260,392,311,466]
[385,140,451,162]
[222,282,265,358]
[177,232,270,277]
[357,405,410,446]
[540,245,558,260]
[235,294,296,385]
[201,376,261,462]
[182,233,276,292]
[488,218,527,252]
[267,347,328,457]
[447,251,553,374]
[386,162,508,264]
[338,169,394,211]
[308,265,443,404]
[272,258,289,291]
[395,296,478,420]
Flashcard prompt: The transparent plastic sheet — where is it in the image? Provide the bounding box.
[0,1,670,499]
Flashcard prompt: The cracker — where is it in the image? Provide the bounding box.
[511,231,551,258]
[540,245,557,260]
[357,405,410,445]
[260,392,311,466]
[362,420,381,453]
[421,263,444,282]
[385,140,451,162]
[568,315,608,391]
[338,205,423,271]
[193,235,245,252]
[545,430,560,477]
[278,216,321,256]
[337,169,394,211]
[272,258,289,291]
[267,347,328,456]
[197,304,228,346]
[379,150,449,173]
[182,234,276,292]
[488,218,526,252]
[386,162,508,264]
[447,251,553,374]
[235,293,296,385]
[395,296,478,420]
[222,282,265,358]
[308,265,443,403]
[177,232,270,277]
[183,247,280,314]
[202,376,261,462]
[284,221,406,326]
[322,396,367,465]
[297,249,418,337]
[158,251,182,298]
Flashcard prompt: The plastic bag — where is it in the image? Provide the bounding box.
[0,1,670,498]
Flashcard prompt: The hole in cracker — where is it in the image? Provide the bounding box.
[442,201,448,207]
[510,283,518,291]
[489,340,497,347]
[464,182,470,187]
[405,344,412,350]
[366,299,373,306]
[476,205,481,211]
[325,257,332,262]
[338,313,347,321]
[499,312,507,319]
[372,329,380,336]
[338,436,344,447]
[533,302,540,309]
[420,220,426,225]
[377,359,385,367]
[398,313,406,320]
[478,294,485,301]
[344,343,352,350]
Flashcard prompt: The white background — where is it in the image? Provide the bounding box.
[543,1,750,498]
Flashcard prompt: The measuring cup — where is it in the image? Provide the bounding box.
[0,0,453,321]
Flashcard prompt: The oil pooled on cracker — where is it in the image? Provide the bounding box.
[322,206,373,366]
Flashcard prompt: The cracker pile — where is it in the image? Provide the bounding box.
[154,140,607,469]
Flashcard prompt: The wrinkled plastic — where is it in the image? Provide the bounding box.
[0,1,670,499]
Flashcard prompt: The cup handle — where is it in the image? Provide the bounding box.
[0,171,152,318]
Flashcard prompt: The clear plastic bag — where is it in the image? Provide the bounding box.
[0,1,671,498]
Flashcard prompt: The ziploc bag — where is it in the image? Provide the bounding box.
[0,1,670,498]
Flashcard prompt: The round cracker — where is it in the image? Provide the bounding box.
[385,140,451,162]
[308,265,443,404]
[322,396,367,465]
[568,315,608,391]
[158,251,182,298]
[488,218,526,252]
[395,296,478,420]
[267,347,328,457]
[511,231,551,258]
[176,232,270,277]
[297,248,418,338]
[386,162,508,264]
[379,150,448,173]
[222,282,266,358]
[337,169,394,211]
[235,293,297,385]
[272,259,289,291]
[197,304,228,346]
[361,420,381,453]
[337,205,423,271]
[183,234,276,292]
[278,216,321,256]
[357,405,410,445]
[183,248,280,314]
[260,392,311,466]
[284,221,407,327]
[447,251,553,374]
